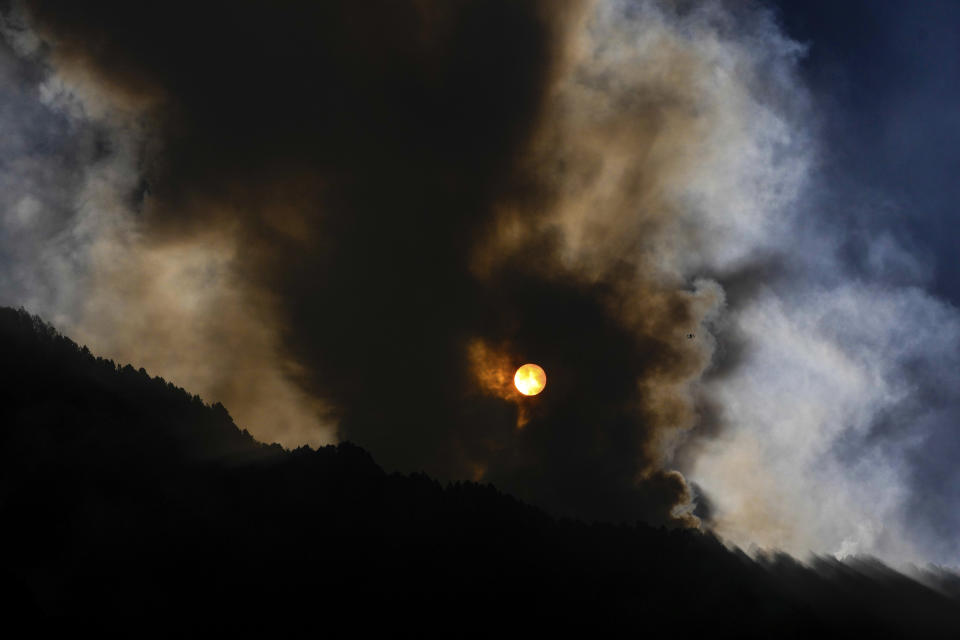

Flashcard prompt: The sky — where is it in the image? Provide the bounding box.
[774,0,960,304]
[0,0,958,568]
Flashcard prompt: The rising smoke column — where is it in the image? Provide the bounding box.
[515,0,960,566]
[2,0,713,526]
[2,0,959,564]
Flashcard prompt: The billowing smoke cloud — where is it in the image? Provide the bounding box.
[2,0,959,563]
[1,0,708,527]
[0,2,333,447]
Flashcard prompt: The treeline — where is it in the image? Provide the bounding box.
[0,306,958,637]
[0,306,265,463]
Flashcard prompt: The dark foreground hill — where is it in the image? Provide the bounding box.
[1,306,958,637]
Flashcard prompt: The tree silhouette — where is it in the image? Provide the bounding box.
[0,306,957,636]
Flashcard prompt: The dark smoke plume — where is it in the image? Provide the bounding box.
[8,0,726,525]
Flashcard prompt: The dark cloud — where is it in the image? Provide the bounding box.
[13,0,717,526]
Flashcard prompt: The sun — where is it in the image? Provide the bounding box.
[514,363,546,396]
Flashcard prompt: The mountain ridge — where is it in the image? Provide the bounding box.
[1,306,958,636]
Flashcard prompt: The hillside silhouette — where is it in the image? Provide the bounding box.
[1,306,958,636]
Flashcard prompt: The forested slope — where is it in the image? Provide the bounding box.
[0,307,957,637]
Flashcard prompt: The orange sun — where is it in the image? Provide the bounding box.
[514,364,546,396]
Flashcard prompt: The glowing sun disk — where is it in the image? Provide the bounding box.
[514,364,546,396]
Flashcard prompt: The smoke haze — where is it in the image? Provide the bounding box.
[1,0,958,564]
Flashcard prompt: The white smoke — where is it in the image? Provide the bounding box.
[526,0,960,566]
[0,11,334,449]
[576,1,960,567]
